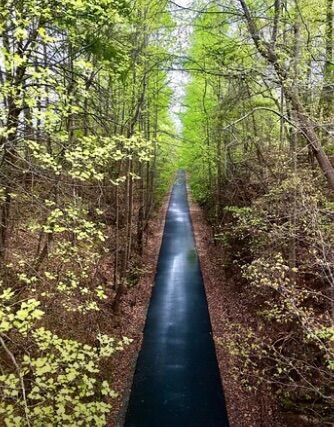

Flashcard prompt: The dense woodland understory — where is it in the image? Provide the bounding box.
[0,0,333,426]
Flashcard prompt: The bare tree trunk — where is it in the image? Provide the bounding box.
[320,0,334,119]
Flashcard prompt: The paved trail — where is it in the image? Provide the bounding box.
[125,171,229,427]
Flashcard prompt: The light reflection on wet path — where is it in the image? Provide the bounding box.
[124,171,229,427]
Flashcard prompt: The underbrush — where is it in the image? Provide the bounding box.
[214,168,334,425]
[0,174,160,425]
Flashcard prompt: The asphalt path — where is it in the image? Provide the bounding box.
[125,171,229,427]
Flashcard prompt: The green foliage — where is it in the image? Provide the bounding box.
[0,287,132,426]
[0,287,44,335]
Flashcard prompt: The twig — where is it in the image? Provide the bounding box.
[0,335,31,426]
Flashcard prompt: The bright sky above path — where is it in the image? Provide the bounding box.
[168,0,194,135]
[173,0,192,7]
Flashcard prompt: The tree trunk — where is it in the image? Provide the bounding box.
[239,0,334,190]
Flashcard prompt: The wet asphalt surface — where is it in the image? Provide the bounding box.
[124,171,229,427]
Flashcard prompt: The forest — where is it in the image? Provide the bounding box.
[0,0,333,426]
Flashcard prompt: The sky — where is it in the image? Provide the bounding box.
[168,0,194,135]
